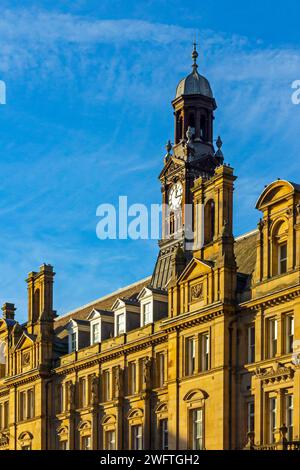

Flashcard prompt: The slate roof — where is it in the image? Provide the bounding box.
[234,229,258,276]
[54,230,258,336]
[54,276,151,333]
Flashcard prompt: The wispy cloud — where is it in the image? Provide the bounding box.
[1,8,300,319]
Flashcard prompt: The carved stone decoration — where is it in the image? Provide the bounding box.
[255,364,294,385]
[114,366,123,397]
[190,283,204,301]
[0,432,9,447]
[67,382,76,410]
[143,357,152,389]
[257,218,265,232]
[91,376,99,404]
[296,203,300,223]
[22,351,30,367]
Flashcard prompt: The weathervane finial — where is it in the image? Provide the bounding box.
[191,39,199,73]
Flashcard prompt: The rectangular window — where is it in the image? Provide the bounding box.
[279,243,287,274]
[57,384,64,414]
[19,391,26,421]
[87,374,95,405]
[269,397,277,444]
[285,315,294,354]
[186,337,196,375]
[71,332,77,352]
[143,302,152,325]
[116,313,125,335]
[247,401,255,433]
[199,332,210,372]
[92,323,100,344]
[81,436,91,450]
[128,362,137,395]
[191,408,203,450]
[0,401,8,430]
[59,440,69,450]
[27,389,34,419]
[160,419,168,450]
[106,430,116,450]
[247,325,255,363]
[79,377,87,408]
[268,318,277,358]
[157,353,165,388]
[132,424,143,450]
[285,394,293,441]
[103,370,110,402]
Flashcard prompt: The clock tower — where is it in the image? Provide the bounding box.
[151,44,224,289]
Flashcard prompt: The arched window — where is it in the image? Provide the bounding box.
[189,113,195,133]
[33,289,40,323]
[200,115,206,141]
[176,113,183,144]
[271,220,288,276]
[204,200,215,244]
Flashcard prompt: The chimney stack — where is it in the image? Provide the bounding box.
[1,303,16,320]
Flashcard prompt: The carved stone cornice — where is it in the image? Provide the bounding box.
[3,365,51,387]
[161,301,230,333]
[255,364,295,385]
[240,284,300,312]
[54,332,167,377]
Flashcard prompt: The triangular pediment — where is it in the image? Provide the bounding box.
[86,308,101,321]
[178,257,213,283]
[137,286,152,301]
[14,331,36,351]
[111,298,126,311]
[159,156,185,179]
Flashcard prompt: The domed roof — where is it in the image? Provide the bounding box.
[175,44,213,99]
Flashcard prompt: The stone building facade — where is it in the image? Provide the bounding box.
[1,45,300,451]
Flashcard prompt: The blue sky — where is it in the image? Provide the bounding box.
[0,1,300,322]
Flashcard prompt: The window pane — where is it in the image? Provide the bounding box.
[93,323,100,344]
[279,243,287,274]
[268,319,277,358]
[285,394,293,441]
[132,425,143,450]
[160,419,168,450]
[106,430,116,450]
[143,303,151,325]
[247,402,255,433]
[269,397,277,444]
[186,338,195,375]
[128,362,136,395]
[82,436,91,450]
[103,371,110,401]
[200,333,209,371]
[117,314,125,335]
[248,326,255,363]
[191,408,203,450]
[71,333,77,352]
[286,316,294,354]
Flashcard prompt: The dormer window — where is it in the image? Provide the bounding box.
[92,323,100,345]
[87,309,114,346]
[137,287,167,327]
[71,332,77,352]
[116,313,125,336]
[66,319,90,353]
[112,298,140,337]
[142,302,152,326]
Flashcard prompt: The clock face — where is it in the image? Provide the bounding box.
[168,182,183,210]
